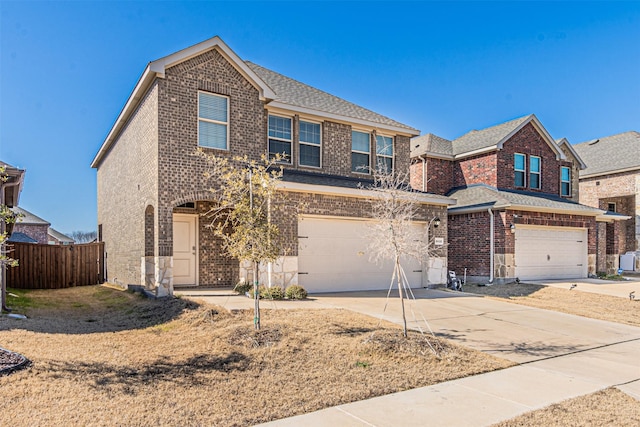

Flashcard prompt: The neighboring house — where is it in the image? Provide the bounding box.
[8,207,73,245]
[91,36,454,297]
[411,114,610,283]
[10,207,50,244]
[573,131,640,272]
[48,228,74,245]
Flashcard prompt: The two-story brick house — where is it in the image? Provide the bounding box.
[573,131,640,272]
[411,114,607,283]
[92,36,454,297]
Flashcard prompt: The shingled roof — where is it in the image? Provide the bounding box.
[573,131,640,178]
[247,62,417,134]
[447,184,604,216]
[93,36,418,168]
[411,114,566,161]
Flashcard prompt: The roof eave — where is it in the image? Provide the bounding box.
[412,151,454,160]
[557,138,588,169]
[91,36,276,169]
[579,166,640,179]
[91,65,157,168]
[495,114,567,161]
[267,101,419,137]
[278,181,456,206]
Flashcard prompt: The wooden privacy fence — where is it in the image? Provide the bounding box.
[6,242,105,289]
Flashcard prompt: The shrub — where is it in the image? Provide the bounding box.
[260,285,284,300]
[285,285,307,300]
[233,281,253,295]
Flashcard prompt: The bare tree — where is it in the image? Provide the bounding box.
[69,230,97,243]
[365,168,441,339]
[197,150,283,330]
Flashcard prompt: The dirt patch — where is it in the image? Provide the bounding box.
[493,388,640,426]
[466,283,640,327]
[0,285,512,426]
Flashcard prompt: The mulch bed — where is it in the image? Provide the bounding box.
[0,347,29,375]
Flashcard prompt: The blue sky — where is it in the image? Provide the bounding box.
[1,1,639,234]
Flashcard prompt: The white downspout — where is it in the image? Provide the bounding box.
[488,207,494,283]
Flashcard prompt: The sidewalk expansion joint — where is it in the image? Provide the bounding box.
[335,406,376,426]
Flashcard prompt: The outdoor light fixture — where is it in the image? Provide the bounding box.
[510,223,516,233]
[433,217,441,228]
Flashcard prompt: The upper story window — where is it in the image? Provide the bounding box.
[514,153,526,187]
[560,166,571,196]
[351,130,370,173]
[268,115,292,163]
[376,135,393,173]
[529,156,541,189]
[198,92,229,150]
[299,120,321,168]
[608,202,616,213]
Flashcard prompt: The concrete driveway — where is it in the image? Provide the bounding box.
[177,287,640,426]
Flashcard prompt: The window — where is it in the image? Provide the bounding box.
[351,131,370,173]
[299,120,321,167]
[529,156,541,189]
[608,202,617,213]
[268,115,292,163]
[198,92,228,150]
[560,166,571,196]
[376,135,393,173]
[514,153,526,187]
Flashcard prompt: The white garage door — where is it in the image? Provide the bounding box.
[515,226,587,280]
[298,217,424,293]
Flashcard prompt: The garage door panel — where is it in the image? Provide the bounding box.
[515,227,587,280]
[298,217,423,292]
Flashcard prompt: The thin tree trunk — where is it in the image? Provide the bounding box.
[254,260,260,330]
[396,257,407,337]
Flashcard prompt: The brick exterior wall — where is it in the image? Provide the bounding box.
[454,152,498,189]
[97,83,159,287]
[410,157,453,195]
[411,123,577,199]
[579,170,639,252]
[96,45,425,290]
[496,123,573,195]
[559,144,581,202]
[13,224,48,244]
[448,209,596,279]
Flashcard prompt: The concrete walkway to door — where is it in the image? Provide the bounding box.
[253,288,640,426]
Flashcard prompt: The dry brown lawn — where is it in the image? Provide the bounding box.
[492,388,640,427]
[465,282,640,327]
[0,286,512,426]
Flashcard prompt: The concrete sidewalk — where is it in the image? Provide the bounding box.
[176,287,640,426]
[528,278,640,299]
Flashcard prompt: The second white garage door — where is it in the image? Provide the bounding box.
[298,217,424,293]
[514,225,587,280]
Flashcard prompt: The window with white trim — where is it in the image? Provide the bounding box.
[351,130,370,173]
[514,153,526,187]
[530,156,541,189]
[268,115,292,163]
[560,166,571,196]
[299,120,321,167]
[198,92,229,150]
[376,135,393,173]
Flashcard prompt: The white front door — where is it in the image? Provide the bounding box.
[173,214,197,286]
[515,225,587,280]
